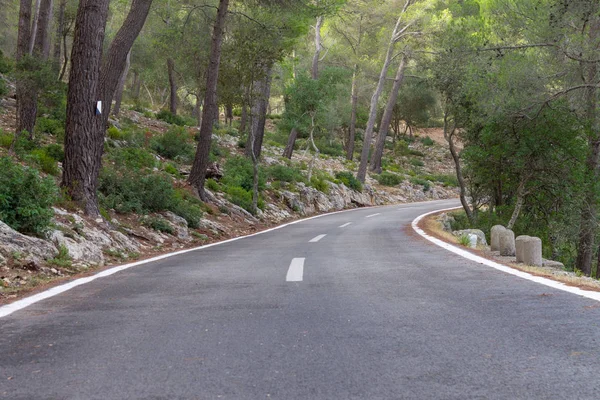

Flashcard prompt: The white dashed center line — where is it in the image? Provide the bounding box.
[365,213,381,218]
[339,222,352,228]
[309,234,327,243]
[286,258,305,282]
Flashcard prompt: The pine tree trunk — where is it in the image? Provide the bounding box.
[507,178,526,230]
[245,65,273,160]
[346,64,359,161]
[239,102,248,134]
[194,89,203,127]
[444,111,473,224]
[113,50,131,116]
[167,57,177,114]
[53,0,66,72]
[62,0,111,216]
[13,0,34,147]
[283,127,298,159]
[311,16,323,80]
[370,56,406,174]
[34,0,52,59]
[28,0,42,54]
[188,0,230,200]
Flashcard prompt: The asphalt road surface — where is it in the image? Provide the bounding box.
[2,199,600,400]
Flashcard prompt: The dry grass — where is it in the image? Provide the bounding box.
[421,212,600,293]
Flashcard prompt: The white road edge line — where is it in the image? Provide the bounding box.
[412,207,600,303]
[339,222,352,228]
[366,213,381,218]
[286,258,305,282]
[309,234,327,243]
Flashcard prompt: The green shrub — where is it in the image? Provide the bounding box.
[376,172,403,186]
[210,139,229,161]
[421,136,435,146]
[0,157,57,235]
[410,149,425,157]
[0,78,7,97]
[107,126,126,140]
[143,216,174,235]
[0,50,12,74]
[310,176,330,194]
[410,177,431,191]
[315,138,345,157]
[151,126,194,161]
[43,144,65,162]
[107,147,157,169]
[0,130,13,148]
[156,110,191,126]
[171,188,203,228]
[163,163,180,176]
[410,158,425,167]
[222,156,265,192]
[48,244,72,268]
[11,133,37,156]
[35,117,64,138]
[458,234,471,247]
[29,149,59,175]
[421,173,458,187]
[225,185,264,215]
[267,164,306,184]
[206,178,220,192]
[335,171,362,192]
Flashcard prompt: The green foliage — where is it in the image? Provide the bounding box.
[421,136,435,146]
[163,163,180,177]
[156,110,193,126]
[310,175,330,194]
[0,130,13,148]
[0,77,7,97]
[43,144,65,163]
[267,164,306,184]
[222,156,266,192]
[0,157,57,235]
[48,245,72,268]
[420,173,458,187]
[35,117,65,139]
[28,149,59,175]
[410,158,424,167]
[225,185,264,215]
[205,178,220,192]
[458,234,471,247]
[107,126,126,140]
[151,126,194,161]
[171,189,203,228]
[376,172,403,186]
[410,177,431,191]
[0,50,12,74]
[335,171,362,192]
[107,147,157,169]
[143,216,174,235]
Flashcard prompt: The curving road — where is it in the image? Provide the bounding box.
[2,199,600,399]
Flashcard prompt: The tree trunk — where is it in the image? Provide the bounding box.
[311,16,323,80]
[307,113,319,182]
[188,0,230,200]
[63,0,152,216]
[34,0,52,59]
[575,15,600,277]
[346,64,358,161]
[370,56,407,174]
[356,14,405,183]
[283,127,298,159]
[132,70,141,100]
[12,0,34,148]
[194,89,203,127]
[112,50,131,116]
[58,29,68,81]
[28,0,42,54]
[167,57,177,115]
[246,65,273,160]
[61,0,111,216]
[507,177,526,230]
[53,0,66,72]
[239,102,248,134]
[444,110,473,223]
[225,103,233,126]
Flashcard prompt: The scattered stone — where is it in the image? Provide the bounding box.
[0,221,58,265]
[453,229,487,246]
[162,211,190,241]
[437,213,455,232]
[543,260,565,270]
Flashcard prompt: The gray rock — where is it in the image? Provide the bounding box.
[162,211,190,241]
[490,225,506,252]
[437,213,455,232]
[543,259,565,270]
[50,230,104,266]
[453,229,487,246]
[0,221,58,264]
[499,228,516,257]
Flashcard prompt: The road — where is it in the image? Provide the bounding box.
[2,199,600,400]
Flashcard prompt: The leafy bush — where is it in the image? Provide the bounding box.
[143,216,174,235]
[205,178,220,192]
[163,163,180,177]
[0,78,6,97]
[28,149,59,175]
[107,147,157,169]
[410,177,431,191]
[0,50,12,74]
[335,171,362,192]
[267,164,306,184]
[310,176,330,194]
[410,158,425,167]
[0,130,12,148]
[421,136,435,146]
[151,126,194,161]
[315,138,345,157]
[420,173,458,187]
[35,117,64,138]
[48,244,72,268]
[11,133,37,156]
[171,189,203,228]
[225,185,264,215]
[222,156,265,192]
[0,157,58,235]
[107,126,126,141]
[43,144,65,162]
[156,110,192,126]
[376,172,403,186]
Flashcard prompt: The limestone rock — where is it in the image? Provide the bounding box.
[490,225,506,252]
[0,221,58,264]
[453,229,487,246]
[515,235,531,263]
[437,213,455,232]
[499,228,516,257]
[50,230,104,266]
[522,236,542,267]
[163,211,190,241]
